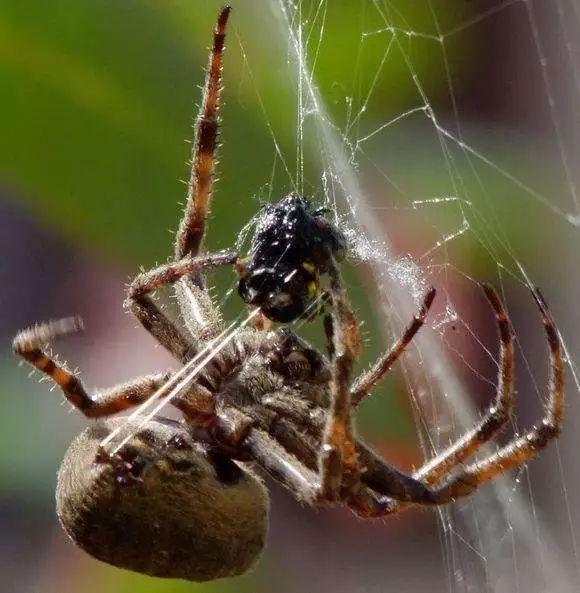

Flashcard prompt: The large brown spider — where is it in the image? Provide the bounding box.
[14,4,564,532]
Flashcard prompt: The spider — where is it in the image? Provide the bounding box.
[13,4,564,529]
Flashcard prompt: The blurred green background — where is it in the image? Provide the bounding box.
[2,1,579,592]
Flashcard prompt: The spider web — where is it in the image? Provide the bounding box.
[231,1,580,592]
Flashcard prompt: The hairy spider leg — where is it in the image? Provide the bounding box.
[413,283,515,481]
[125,8,235,354]
[355,283,515,487]
[350,286,437,405]
[244,429,321,506]
[126,251,238,359]
[175,5,230,263]
[12,318,172,418]
[127,252,238,299]
[316,257,362,501]
[125,293,192,362]
[171,5,238,338]
[348,287,563,516]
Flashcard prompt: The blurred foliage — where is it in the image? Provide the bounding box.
[0,0,559,275]
[0,0,460,263]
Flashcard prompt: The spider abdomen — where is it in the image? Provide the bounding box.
[57,417,269,581]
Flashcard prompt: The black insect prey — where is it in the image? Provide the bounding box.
[237,194,347,322]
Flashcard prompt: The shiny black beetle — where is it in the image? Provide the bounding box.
[237,194,347,322]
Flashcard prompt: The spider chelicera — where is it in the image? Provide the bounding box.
[14,4,564,535]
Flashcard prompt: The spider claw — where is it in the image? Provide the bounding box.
[419,286,436,318]
[530,286,550,316]
[478,283,507,317]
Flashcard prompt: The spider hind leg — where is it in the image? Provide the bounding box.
[352,286,564,510]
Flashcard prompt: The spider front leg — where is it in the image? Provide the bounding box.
[125,251,238,357]
[129,7,233,354]
[174,5,230,263]
[127,251,238,298]
[317,258,363,502]
[13,318,172,418]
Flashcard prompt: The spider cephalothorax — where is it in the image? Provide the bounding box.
[237,194,346,322]
[13,5,564,582]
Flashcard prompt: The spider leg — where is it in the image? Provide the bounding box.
[350,283,513,501]
[317,258,362,501]
[351,284,515,502]
[127,251,237,298]
[350,286,436,406]
[424,287,563,503]
[243,425,404,515]
[245,406,432,516]
[243,428,321,505]
[174,5,230,263]
[126,294,192,362]
[129,8,232,355]
[360,283,516,494]
[13,318,172,418]
[172,7,234,340]
[348,486,400,518]
[351,287,563,507]
[412,283,515,483]
[242,416,403,516]
[174,279,226,342]
[125,251,238,359]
